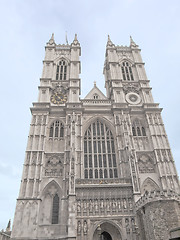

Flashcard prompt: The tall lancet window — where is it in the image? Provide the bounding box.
[52,194,59,224]
[49,121,64,138]
[132,119,146,137]
[56,60,67,80]
[84,120,118,179]
[121,61,134,81]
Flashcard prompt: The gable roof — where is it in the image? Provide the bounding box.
[84,83,107,99]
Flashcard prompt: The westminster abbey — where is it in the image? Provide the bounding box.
[9,34,180,240]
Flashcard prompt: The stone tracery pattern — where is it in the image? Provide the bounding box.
[84,120,118,179]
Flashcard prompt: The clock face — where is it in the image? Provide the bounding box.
[50,93,67,104]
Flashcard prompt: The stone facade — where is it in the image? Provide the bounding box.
[10,34,180,240]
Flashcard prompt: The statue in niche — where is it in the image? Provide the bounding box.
[89,199,93,212]
[128,198,133,210]
[77,221,81,234]
[106,199,110,211]
[112,199,116,211]
[100,199,104,210]
[117,199,121,210]
[123,198,127,209]
[83,200,87,212]
[77,201,81,213]
[94,199,98,212]
[131,218,136,232]
[83,220,87,234]
[125,218,130,234]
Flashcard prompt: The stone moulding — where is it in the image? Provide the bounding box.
[135,190,180,210]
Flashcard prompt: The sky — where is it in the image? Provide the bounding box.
[0,0,180,230]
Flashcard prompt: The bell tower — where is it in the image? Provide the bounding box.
[11,34,82,240]
[39,33,81,104]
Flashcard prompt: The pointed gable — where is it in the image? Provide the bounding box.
[84,83,107,100]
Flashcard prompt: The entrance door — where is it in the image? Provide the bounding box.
[101,231,112,240]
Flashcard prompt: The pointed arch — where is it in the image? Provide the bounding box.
[39,180,62,225]
[54,56,70,81]
[119,59,134,81]
[49,120,64,139]
[83,118,118,179]
[132,118,146,137]
[141,177,160,194]
[92,220,122,240]
[41,180,62,197]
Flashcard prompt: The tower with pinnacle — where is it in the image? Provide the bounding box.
[11,34,180,240]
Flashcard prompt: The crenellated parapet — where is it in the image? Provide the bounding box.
[136,190,180,211]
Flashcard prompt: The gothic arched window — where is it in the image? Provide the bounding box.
[56,60,67,80]
[121,61,134,81]
[84,120,118,179]
[132,119,146,137]
[52,194,59,224]
[49,121,64,138]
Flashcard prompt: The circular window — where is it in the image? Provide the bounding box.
[125,92,141,105]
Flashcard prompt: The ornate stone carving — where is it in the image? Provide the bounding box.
[44,155,63,177]
[138,154,155,173]
[123,83,140,94]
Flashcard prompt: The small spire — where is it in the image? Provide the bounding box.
[106,34,115,47]
[130,36,138,48]
[74,33,77,41]
[65,31,68,45]
[51,33,54,41]
[6,219,11,232]
[94,81,96,86]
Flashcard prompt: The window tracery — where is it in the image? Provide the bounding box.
[49,121,64,138]
[84,120,118,179]
[52,194,59,224]
[132,119,146,136]
[56,60,67,80]
[121,61,134,81]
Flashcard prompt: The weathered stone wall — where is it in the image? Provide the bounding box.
[137,200,180,240]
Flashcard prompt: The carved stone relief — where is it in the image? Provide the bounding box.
[44,154,63,177]
[123,83,140,94]
[76,197,134,216]
[138,154,155,173]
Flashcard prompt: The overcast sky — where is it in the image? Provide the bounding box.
[0,0,180,230]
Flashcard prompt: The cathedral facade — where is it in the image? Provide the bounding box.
[11,34,180,240]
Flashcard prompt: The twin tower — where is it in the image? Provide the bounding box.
[11,34,180,240]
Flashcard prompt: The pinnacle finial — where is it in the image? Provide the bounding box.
[94,81,96,86]
[47,33,55,45]
[6,219,11,232]
[72,33,80,46]
[107,34,115,47]
[130,35,138,48]
[65,31,68,44]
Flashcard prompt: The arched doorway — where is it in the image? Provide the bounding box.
[93,222,122,240]
[101,231,112,240]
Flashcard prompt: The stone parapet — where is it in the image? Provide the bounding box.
[135,190,180,210]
